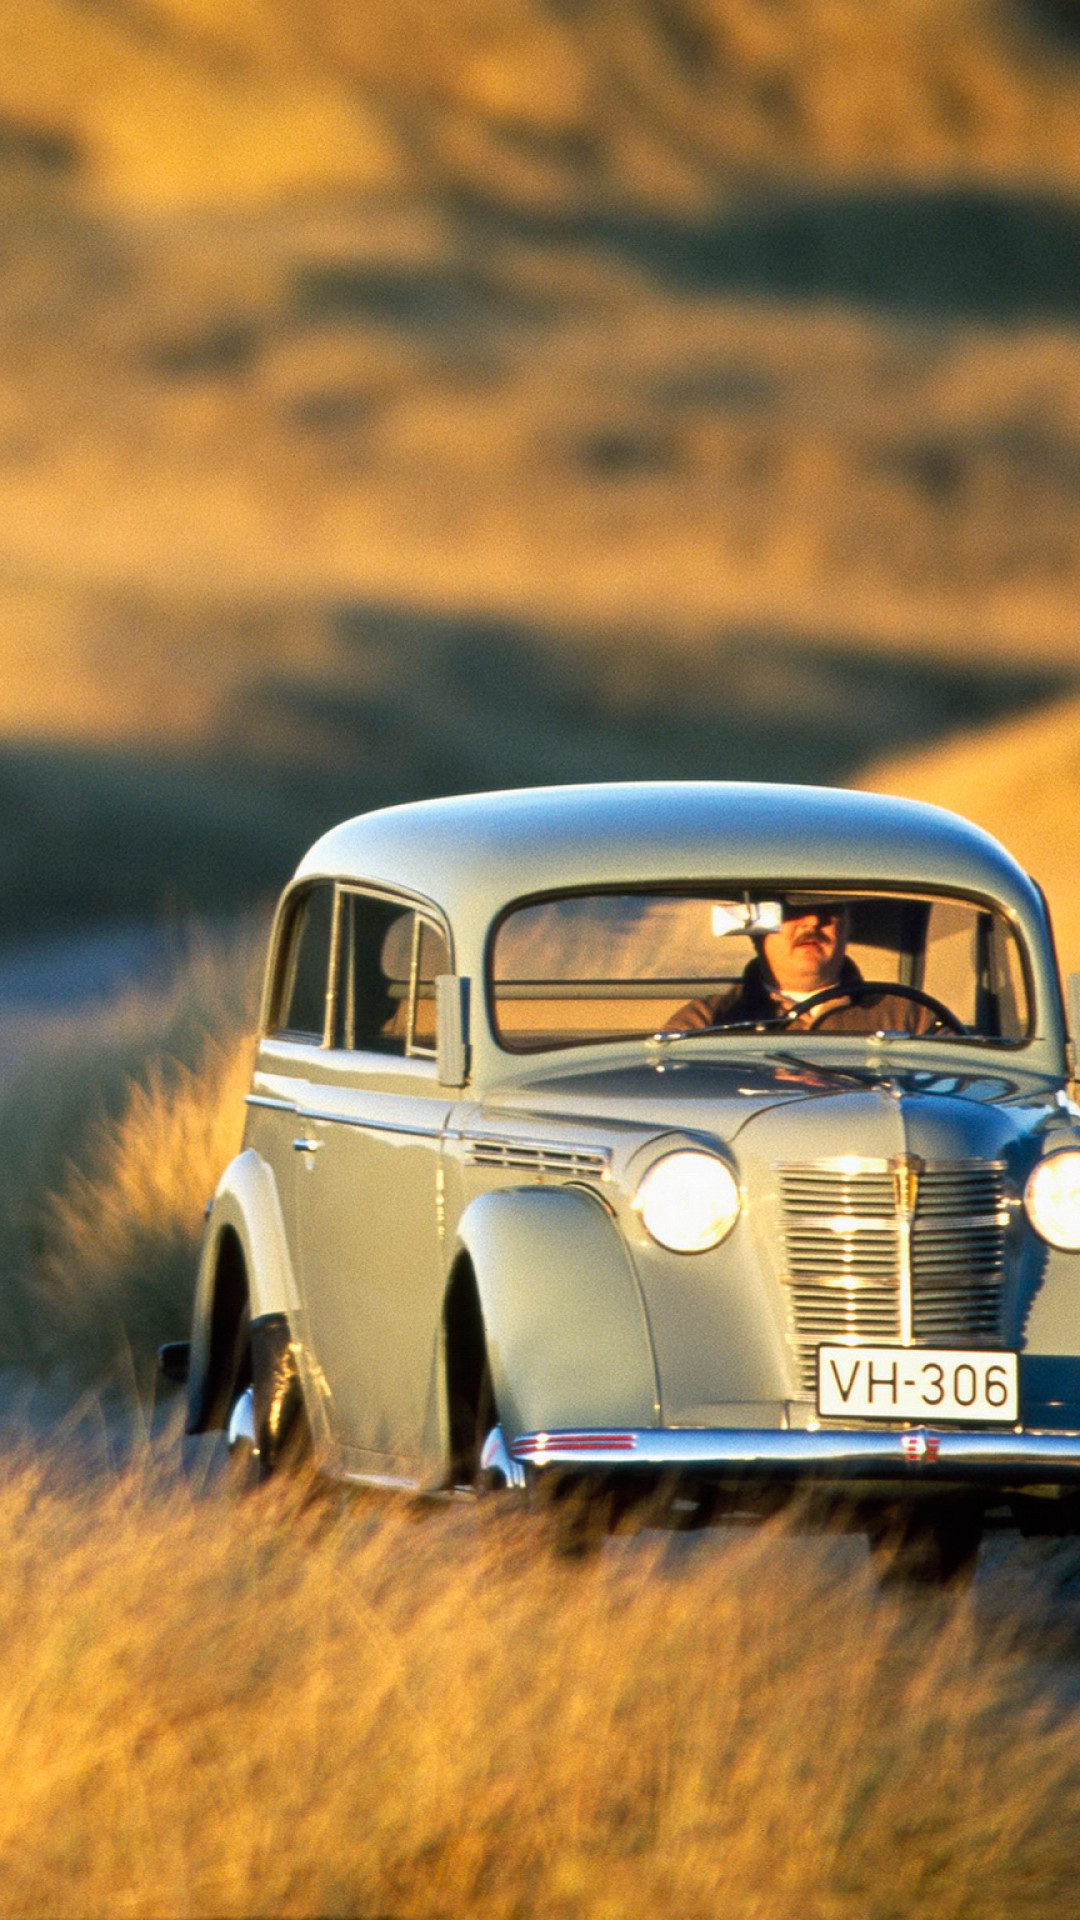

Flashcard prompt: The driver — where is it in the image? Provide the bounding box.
[669,901,939,1034]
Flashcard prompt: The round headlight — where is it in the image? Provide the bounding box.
[635,1150,740,1254]
[1025,1149,1080,1251]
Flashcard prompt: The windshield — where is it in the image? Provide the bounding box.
[490,888,1031,1053]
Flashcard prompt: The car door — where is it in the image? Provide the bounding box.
[291,886,453,1479]
[246,875,337,1304]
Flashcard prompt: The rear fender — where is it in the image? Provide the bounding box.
[187,1148,296,1433]
[454,1186,659,1440]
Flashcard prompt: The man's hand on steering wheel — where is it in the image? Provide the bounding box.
[783,981,967,1035]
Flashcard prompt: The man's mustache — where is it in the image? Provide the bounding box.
[794,927,832,946]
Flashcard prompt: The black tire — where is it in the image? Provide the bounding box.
[868,1501,983,1588]
[184,1304,314,1492]
[1010,1491,1080,1537]
[251,1316,312,1481]
[472,1357,497,1486]
[181,1295,254,1492]
[526,1470,611,1558]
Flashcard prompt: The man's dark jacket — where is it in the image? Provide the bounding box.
[671,956,936,1034]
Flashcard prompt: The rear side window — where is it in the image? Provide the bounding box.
[334,892,450,1056]
[272,882,335,1040]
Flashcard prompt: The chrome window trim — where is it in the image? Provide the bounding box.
[324,883,344,1049]
[405,912,422,1057]
[335,882,449,1060]
[293,1107,444,1142]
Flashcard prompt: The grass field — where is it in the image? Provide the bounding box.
[0,1450,1077,1920]
[0,928,259,1378]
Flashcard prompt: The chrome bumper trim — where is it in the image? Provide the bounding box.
[480,1424,527,1491]
[509,1425,1080,1485]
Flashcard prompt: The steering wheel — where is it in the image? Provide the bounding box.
[785,980,968,1035]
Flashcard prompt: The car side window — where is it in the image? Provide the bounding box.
[272,882,335,1041]
[334,892,448,1056]
[412,919,451,1054]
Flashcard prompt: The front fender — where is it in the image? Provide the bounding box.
[187,1148,297,1432]
[455,1186,659,1439]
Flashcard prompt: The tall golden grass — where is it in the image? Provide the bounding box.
[0,891,1072,1920]
[36,1031,252,1376]
[0,1452,1075,1920]
[0,928,260,1380]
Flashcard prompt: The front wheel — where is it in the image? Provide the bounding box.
[184,1311,311,1491]
[867,1500,983,1588]
[251,1315,311,1478]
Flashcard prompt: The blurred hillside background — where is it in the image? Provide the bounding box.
[4,25,1080,1916]
[2,0,1080,953]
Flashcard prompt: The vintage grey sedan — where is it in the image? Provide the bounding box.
[176,782,1080,1571]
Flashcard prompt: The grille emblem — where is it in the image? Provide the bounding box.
[892,1153,923,1219]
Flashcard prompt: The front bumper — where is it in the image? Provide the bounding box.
[487,1424,1080,1491]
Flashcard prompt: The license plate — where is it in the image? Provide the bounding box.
[816,1346,1018,1423]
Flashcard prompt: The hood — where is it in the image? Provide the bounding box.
[481,1052,1065,1155]
[735,1077,1050,1178]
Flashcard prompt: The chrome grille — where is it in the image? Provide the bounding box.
[781,1169,895,1217]
[779,1160,1009,1393]
[785,1227,900,1283]
[912,1284,1002,1341]
[916,1167,1005,1216]
[789,1285,899,1342]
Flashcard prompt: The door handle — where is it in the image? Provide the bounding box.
[293,1136,324,1153]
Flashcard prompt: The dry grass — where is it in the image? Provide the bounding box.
[0,1452,1075,1920]
[859,688,1080,974]
[0,883,1075,1920]
[36,1031,252,1377]
[0,928,260,1379]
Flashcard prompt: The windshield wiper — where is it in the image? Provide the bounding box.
[766,1049,884,1088]
[650,1016,791,1044]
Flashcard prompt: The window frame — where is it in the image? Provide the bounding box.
[263,878,455,1055]
[264,879,339,1045]
[327,881,454,1059]
[484,879,1038,1057]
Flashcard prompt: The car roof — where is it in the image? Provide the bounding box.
[292,782,1042,945]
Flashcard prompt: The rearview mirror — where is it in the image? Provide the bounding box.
[436,975,471,1087]
[711,899,783,937]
